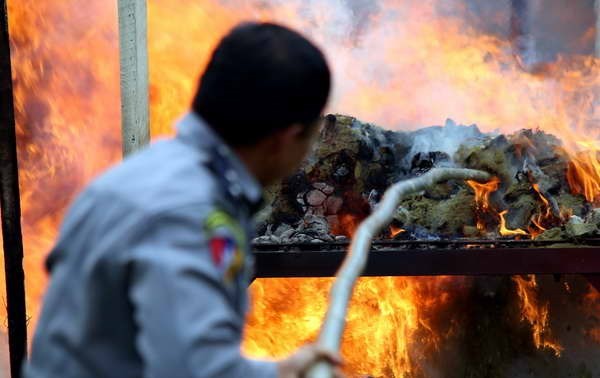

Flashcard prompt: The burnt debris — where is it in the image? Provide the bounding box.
[254,114,599,244]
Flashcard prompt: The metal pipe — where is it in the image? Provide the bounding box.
[118,0,150,156]
[0,1,28,376]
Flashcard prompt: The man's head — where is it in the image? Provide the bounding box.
[192,22,331,185]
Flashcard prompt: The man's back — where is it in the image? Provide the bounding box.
[24,21,338,378]
[24,114,274,378]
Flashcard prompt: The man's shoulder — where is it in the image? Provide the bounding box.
[89,138,224,214]
[57,136,250,254]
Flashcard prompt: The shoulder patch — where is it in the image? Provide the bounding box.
[204,209,246,281]
[209,236,244,281]
[204,210,245,244]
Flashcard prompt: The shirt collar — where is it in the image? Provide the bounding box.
[175,112,264,213]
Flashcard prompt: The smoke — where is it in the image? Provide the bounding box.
[529,0,597,60]
[406,119,490,163]
[210,0,599,141]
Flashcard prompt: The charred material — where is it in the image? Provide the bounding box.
[255,114,599,244]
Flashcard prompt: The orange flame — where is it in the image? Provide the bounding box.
[467,177,500,212]
[499,210,529,237]
[4,0,599,372]
[532,184,550,209]
[468,179,561,239]
[331,213,361,238]
[513,276,563,356]
[528,216,547,239]
[527,184,557,238]
[389,225,406,238]
[583,286,600,343]
[244,277,463,376]
[567,143,600,205]
[467,177,501,232]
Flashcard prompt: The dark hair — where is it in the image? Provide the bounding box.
[192,22,331,146]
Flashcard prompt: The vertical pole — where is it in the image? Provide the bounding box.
[0,1,28,377]
[118,0,150,156]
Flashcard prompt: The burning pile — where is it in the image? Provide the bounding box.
[247,113,600,377]
[255,114,600,243]
[4,0,600,377]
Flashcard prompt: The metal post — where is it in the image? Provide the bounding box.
[0,1,28,376]
[118,0,150,156]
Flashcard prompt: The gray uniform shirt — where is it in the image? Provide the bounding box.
[23,113,278,378]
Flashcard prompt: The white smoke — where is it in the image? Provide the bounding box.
[407,119,491,161]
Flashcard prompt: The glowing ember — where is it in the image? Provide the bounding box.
[583,287,600,343]
[331,213,362,238]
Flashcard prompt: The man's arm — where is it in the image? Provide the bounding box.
[128,206,278,378]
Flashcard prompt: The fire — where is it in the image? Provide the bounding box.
[389,225,406,238]
[467,178,530,237]
[528,217,547,239]
[331,213,362,238]
[583,287,600,343]
[532,184,550,209]
[468,179,560,238]
[513,276,563,356]
[467,177,500,232]
[528,183,560,238]
[567,143,600,205]
[467,177,500,212]
[5,0,123,333]
[498,210,528,237]
[243,277,464,377]
[3,0,599,373]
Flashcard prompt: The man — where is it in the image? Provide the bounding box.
[24,22,343,378]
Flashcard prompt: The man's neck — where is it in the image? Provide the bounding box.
[233,146,271,187]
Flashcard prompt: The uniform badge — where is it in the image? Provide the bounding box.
[204,210,246,282]
[209,236,244,281]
